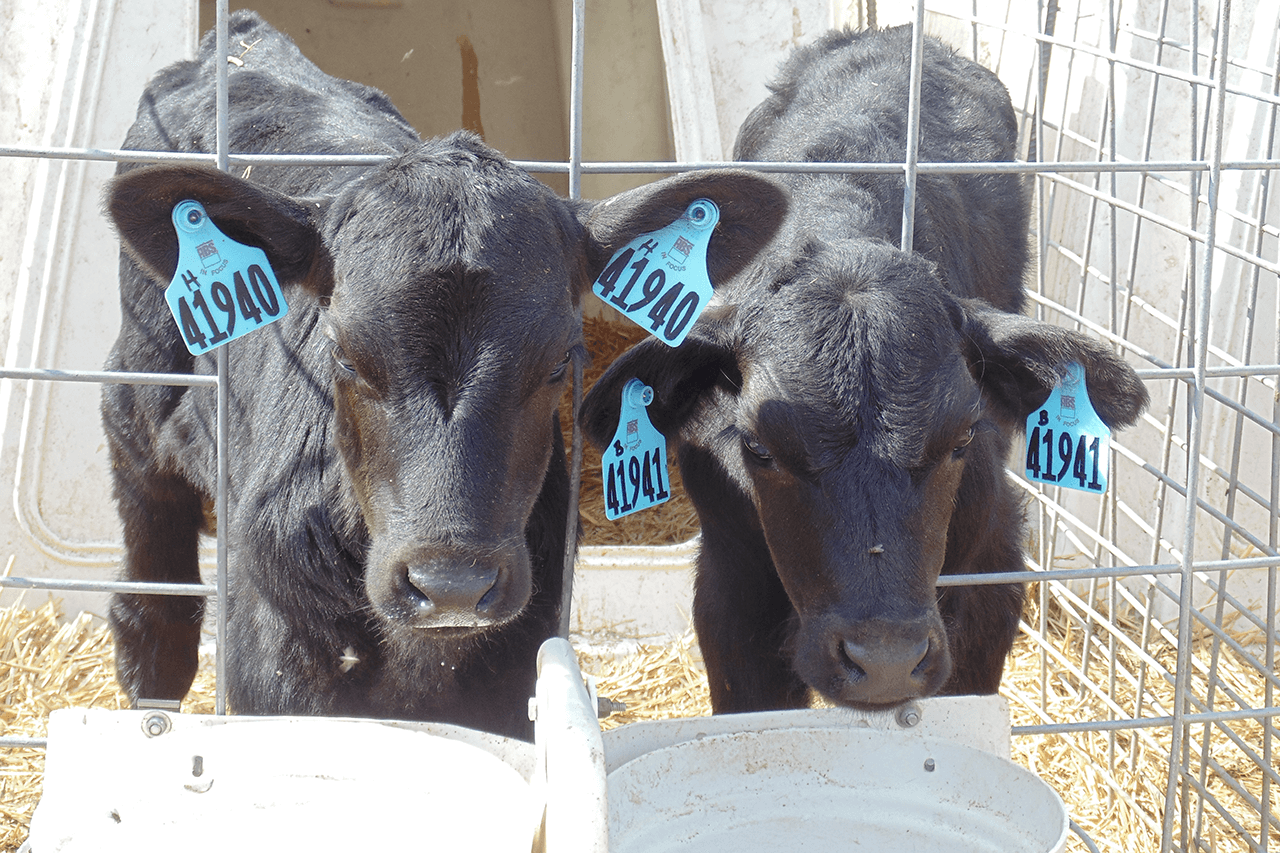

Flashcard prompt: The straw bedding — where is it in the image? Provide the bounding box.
[3,592,1274,852]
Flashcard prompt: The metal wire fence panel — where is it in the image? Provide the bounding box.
[1,2,1278,852]
[922,1,1278,850]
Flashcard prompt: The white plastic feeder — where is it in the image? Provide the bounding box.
[26,641,1067,853]
[26,711,540,852]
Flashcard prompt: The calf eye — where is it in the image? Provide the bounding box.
[549,352,571,383]
[952,424,977,457]
[331,343,357,377]
[742,434,773,463]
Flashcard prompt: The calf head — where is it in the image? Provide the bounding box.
[108,136,787,639]
[582,239,1148,709]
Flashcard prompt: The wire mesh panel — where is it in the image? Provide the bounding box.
[913,1,1279,850]
[1,1,1278,852]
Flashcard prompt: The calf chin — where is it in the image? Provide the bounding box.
[365,540,533,632]
[793,608,953,709]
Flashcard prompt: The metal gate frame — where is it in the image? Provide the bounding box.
[1,2,1278,852]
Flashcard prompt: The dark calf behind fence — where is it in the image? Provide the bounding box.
[103,10,786,739]
[582,26,1150,714]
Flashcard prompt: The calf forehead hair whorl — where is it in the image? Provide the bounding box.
[747,241,971,464]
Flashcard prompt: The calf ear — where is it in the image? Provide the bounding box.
[107,165,330,292]
[959,299,1149,429]
[580,169,788,286]
[581,307,740,450]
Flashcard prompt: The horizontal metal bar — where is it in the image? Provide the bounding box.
[1013,704,1280,736]
[4,559,1273,598]
[0,576,214,596]
[577,159,1280,176]
[1,143,1276,176]
[0,737,47,749]
[17,560,1278,596]
[1134,365,1280,379]
[0,144,572,173]
[0,366,218,387]
[936,553,1280,588]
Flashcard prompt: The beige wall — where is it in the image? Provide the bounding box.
[198,0,675,199]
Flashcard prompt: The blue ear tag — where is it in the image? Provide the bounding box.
[592,199,719,347]
[603,379,671,520]
[1025,362,1111,494]
[165,200,289,355]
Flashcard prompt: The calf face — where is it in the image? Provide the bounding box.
[110,143,585,635]
[584,241,1147,710]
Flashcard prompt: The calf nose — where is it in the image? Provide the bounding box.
[839,636,930,699]
[832,618,949,707]
[384,541,532,630]
[405,561,500,624]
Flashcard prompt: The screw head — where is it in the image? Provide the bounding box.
[895,701,922,729]
[141,711,171,738]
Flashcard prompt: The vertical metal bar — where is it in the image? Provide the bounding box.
[1102,0,1121,787]
[567,0,584,203]
[899,1,927,255]
[559,0,585,639]
[1163,1,1231,849]
[1261,30,1280,853]
[1035,0,1050,714]
[1195,25,1277,837]
[214,0,230,717]
[1077,0,1123,705]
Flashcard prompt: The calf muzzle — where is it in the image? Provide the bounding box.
[372,542,533,631]
[799,610,952,709]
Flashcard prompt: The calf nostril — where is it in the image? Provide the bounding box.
[839,640,868,681]
[403,567,438,613]
[910,638,932,677]
[475,578,502,615]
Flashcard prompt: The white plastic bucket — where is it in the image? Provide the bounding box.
[607,725,1068,853]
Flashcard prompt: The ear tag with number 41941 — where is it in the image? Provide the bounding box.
[592,199,719,348]
[165,200,289,356]
[1025,362,1111,494]
[603,379,671,520]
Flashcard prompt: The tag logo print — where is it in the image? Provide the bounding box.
[669,235,694,264]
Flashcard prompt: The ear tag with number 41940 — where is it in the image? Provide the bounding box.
[603,379,671,520]
[592,199,719,348]
[165,200,289,356]
[1025,362,1111,494]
